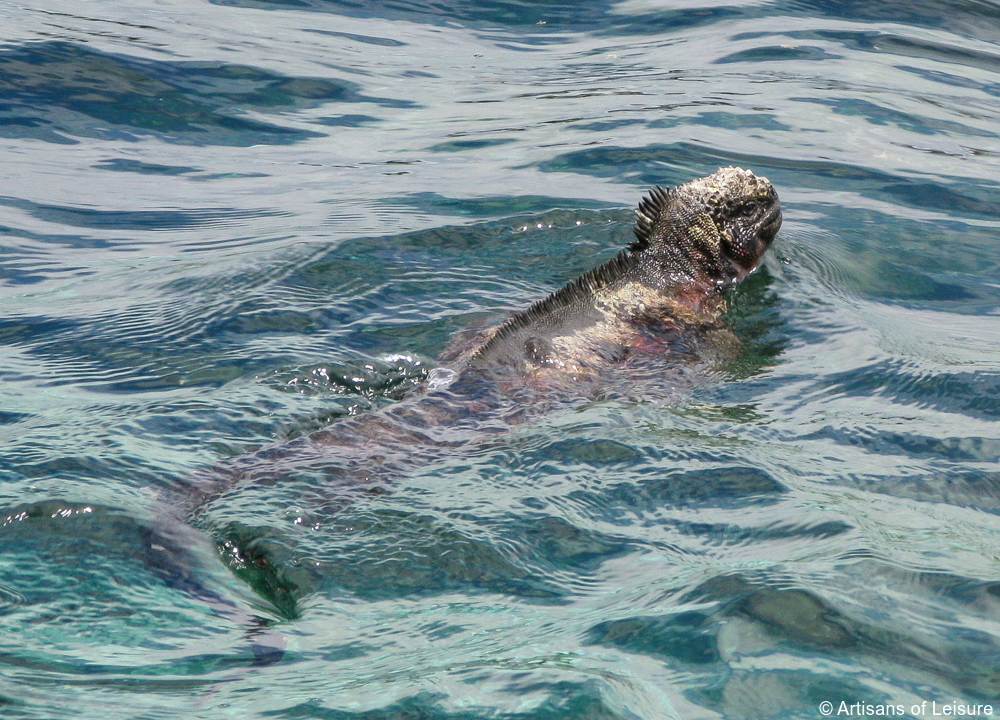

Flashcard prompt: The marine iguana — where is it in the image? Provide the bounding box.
[450,165,781,381]
[149,165,781,640]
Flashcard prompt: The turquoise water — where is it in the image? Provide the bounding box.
[3,0,1000,718]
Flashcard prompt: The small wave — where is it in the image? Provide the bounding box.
[0,41,410,147]
[0,194,290,232]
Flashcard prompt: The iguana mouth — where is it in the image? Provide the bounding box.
[758,197,782,242]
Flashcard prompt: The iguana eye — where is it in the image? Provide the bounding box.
[733,202,757,217]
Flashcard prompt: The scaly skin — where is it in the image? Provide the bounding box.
[444,166,781,383]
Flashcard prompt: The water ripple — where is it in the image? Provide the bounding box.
[0,41,411,146]
[3,0,1000,717]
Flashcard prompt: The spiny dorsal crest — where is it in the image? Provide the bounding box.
[630,185,672,252]
[468,251,636,362]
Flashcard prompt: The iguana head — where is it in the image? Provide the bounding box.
[632,166,781,290]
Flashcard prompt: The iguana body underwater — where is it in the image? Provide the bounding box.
[149,166,781,641]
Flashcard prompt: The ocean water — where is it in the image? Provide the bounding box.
[2,0,1000,718]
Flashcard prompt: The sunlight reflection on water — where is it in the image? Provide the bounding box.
[2,0,1000,717]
